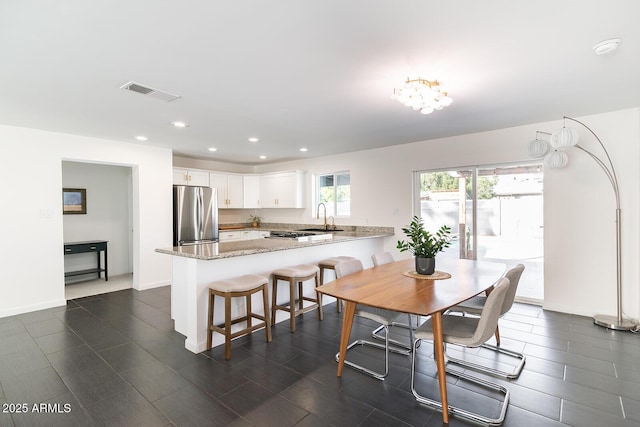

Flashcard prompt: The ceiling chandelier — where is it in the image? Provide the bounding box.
[391,77,453,114]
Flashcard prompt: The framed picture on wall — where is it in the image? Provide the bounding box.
[62,188,86,214]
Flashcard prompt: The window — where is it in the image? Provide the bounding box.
[317,172,350,217]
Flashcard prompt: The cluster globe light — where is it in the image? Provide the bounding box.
[550,127,579,149]
[527,138,549,158]
[391,78,452,114]
[542,150,568,169]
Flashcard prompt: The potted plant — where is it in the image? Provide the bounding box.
[397,216,452,275]
[248,214,262,228]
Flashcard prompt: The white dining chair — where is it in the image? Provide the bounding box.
[370,252,417,348]
[334,259,411,380]
[446,264,526,378]
[411,277,511,426]
[371,251,395,266]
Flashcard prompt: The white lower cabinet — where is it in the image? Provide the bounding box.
[249,230,270,239]
[218,231,243,242]
[218,230,269,242]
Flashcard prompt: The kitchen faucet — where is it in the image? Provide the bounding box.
[316,203,327,230]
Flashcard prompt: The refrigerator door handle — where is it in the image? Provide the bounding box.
[196,187,203,241]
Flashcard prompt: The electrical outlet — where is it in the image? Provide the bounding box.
[39,208,54,218]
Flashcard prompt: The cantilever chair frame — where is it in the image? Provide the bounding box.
[336,324,411,380]
[369,252,417,351]
[411,356,510,426]
[410,277,512,426]
[444,341,525,379]
[445,264,526,379]
[333,259,411,380]
[370,321,415,351]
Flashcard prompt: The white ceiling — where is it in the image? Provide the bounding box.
[1,1,639,165]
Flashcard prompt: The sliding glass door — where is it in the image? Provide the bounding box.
[416,168,476,260]
[415,162,544,302]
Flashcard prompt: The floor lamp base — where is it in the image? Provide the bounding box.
[593,314,636,331]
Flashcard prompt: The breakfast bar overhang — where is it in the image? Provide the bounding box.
[156,228,393,353]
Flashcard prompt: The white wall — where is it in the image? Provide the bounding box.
[541,109,639,321]
[0,124,173,318]
[176,108,640,321]
[173,156,248,174]
[62,161,132,279]
[7,109,635,321]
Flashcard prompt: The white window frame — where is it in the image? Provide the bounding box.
[315,171,351,218]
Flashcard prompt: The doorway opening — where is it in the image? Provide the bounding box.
[415,162,544,303]
[62,161,134,299]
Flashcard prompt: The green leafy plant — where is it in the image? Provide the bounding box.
[248,214,262,226]
[396,216,452,258]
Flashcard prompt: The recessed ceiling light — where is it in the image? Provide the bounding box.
[299,147,308,152]
[135,136,148,141]
[259,155,267,160]
[171,121,189,128]
[208,147,218,152]
[248,137,260,142]
[592,38,621,55]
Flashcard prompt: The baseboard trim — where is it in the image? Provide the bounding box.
[134,279,171,291]
[0,298,67,319]
[542,302,593,318]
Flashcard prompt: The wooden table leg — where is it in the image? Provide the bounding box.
[336,301,356,377]
[431,312,449,424]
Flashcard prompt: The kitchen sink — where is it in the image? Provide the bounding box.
[297,228,344,232]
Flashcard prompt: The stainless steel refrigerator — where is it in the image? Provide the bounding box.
[173,185,218,246]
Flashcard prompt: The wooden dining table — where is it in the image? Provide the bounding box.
[316,257,506,424]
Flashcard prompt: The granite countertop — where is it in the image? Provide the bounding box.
[155,225,394,260]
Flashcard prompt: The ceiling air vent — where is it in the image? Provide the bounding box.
[120,81,181,102]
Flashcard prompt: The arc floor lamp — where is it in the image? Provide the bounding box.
[529,116,635,331]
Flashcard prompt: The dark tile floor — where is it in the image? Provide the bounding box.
[0,286,638,426]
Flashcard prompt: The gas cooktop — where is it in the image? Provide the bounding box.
[269,231,317,239]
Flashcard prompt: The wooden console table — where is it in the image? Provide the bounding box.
[64,240,108,282]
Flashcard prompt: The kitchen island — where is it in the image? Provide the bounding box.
[156,226,394,353]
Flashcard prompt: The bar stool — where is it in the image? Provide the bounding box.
[271,264,322,332]
[318,256,357,313]
[206,274,272,360]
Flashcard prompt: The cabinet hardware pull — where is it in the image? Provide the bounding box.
[65,248,71,252]
[90,247,96,250]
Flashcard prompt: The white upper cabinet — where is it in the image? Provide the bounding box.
[260,171,305,208]
[209,172,243,209]
[173,168,210,187]
[226,174,243,208]
[243,175,261,209]
[173,168,305,209]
